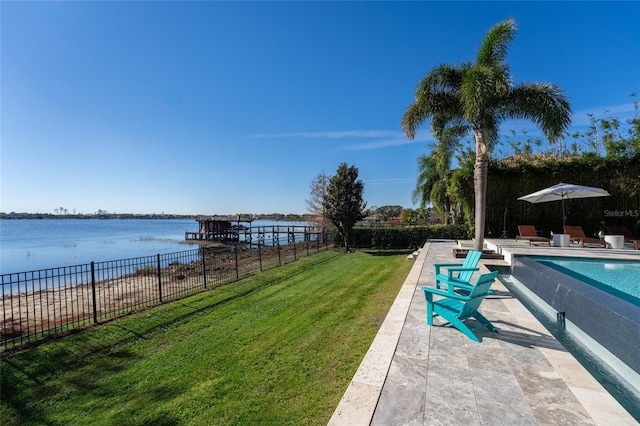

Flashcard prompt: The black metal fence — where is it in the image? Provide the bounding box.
[1,234,330,352]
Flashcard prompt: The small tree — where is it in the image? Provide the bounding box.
[305,172,331,229]
[401,208,418,224]
[376,205,403,221]
[324,163,366,251]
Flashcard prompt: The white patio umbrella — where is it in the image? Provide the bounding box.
[518,182,611,227]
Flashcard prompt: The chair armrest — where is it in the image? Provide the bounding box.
[448,281,474,292]
[434,262,463,275]
[421,286,470,301]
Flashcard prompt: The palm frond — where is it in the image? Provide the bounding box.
[426,95,466,137]
[503,83,572,141]
[461,64,511,121]
[412,154,439,206]
[401,100,430,140]
[476,18,517,67]
[403,91,464,140]
[415,63,469,96]
[433,124,468,170]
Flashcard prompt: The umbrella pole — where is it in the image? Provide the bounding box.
[562,197,566,228]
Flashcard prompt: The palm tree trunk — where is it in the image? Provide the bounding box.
[473,131,489,251]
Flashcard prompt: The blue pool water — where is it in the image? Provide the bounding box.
[529,256,640,306]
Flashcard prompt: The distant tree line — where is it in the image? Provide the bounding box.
[0,212,319,221]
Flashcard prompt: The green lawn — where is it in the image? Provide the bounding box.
[1,251,412,425]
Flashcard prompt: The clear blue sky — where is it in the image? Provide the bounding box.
[2,1,639,215]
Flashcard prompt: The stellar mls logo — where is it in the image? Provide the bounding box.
[604,209,640,218]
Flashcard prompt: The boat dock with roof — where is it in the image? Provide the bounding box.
[185,216,325,245]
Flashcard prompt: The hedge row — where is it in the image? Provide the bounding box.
[485,153,640,237]
[346,225,469,250]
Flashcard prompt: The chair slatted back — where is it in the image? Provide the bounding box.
[457,250,482,282]
[458,271,499,319]
[563,226,586,238]
[517,225,538,237]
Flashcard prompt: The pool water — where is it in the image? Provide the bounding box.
[529,256,640,306]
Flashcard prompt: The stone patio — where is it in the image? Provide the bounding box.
[328,240,638,425]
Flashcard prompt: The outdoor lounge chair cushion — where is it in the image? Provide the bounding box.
[515,225,551,246]
[422,270,499,342]
[563,226,607,248]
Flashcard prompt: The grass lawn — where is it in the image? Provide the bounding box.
[1,250,413,425]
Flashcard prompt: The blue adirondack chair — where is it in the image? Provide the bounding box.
[422,270,499,342]
[434,250,482,289]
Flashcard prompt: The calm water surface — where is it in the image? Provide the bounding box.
[0,219,201,275]
[0,219,310,275]
[529,256,640,305]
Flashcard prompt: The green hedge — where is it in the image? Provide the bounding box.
[345,225,469,249]
[485,153,640,237]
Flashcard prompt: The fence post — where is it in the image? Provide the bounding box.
[292,232,297,261]
[277,239,281,266]
[258,240,263,272]
[234,244,239,280]
[157,254,163,303]
[306,230,309,256]
[91,262,98,324]
[202,247,207,289]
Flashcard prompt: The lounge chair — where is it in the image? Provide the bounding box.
[515,225,551,246]
[606,226,640,250]
[563,225,607,248]
[422,271,499,342]
[434,250,481,290]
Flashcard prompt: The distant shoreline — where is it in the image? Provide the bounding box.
[0,212,315,221]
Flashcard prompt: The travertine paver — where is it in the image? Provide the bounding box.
[331,240,637,426]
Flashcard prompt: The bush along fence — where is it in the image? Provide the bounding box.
[332,225,470,250]
[1,235,331,352]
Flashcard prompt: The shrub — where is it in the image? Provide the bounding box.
[349,225,469,249]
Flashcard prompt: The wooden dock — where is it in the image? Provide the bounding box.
[185,225,325,246]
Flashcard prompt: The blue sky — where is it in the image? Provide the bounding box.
[2,1,639,215]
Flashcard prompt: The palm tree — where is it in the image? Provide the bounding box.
[412,127,461,224]
[402,18,571,250]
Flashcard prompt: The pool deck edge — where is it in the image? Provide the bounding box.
[327,243,429,426]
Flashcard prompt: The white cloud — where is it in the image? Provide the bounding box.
[250,130,403,139]
[336,137,427,151]
[248,129,435,150]
[365,177,416,185]
[570,102,637,127]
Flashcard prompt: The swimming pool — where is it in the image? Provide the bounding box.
[500,274,640,421]
[528,256,640,306]
[510,256,640,382]
[509,255,640,420]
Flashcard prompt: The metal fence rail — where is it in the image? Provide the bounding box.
[1,235,330,351]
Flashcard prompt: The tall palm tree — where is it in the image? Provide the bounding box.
[402,18,571,250]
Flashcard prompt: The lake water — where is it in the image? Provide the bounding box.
[0,219,309,275]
